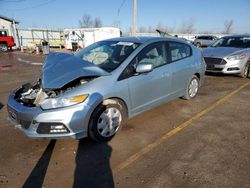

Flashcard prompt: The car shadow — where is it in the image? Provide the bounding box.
[70,93,114,187]
[22,140,56,188]
[0,102,4,111]
[73,138,114,188]
[21,138,114,188]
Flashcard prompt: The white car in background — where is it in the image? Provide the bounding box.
[193,35,218,47]
[203,35,250,78]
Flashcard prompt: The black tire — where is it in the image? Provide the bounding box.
[0,43,8,52]
[88,99,126,142]
[196,42,201,48]
[239,61,250,78]
[182,75,200,100]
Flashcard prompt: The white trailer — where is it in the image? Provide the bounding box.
[64,27,120,50]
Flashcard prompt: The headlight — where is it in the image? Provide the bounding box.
[41,95,88,110]
[226,54,246,61]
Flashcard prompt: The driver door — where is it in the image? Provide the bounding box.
[127,42,172,115]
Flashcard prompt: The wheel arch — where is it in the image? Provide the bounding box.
[88,95,129,120]
[0,41,7,44]
[194,73,200,80]
[102,97,128,118]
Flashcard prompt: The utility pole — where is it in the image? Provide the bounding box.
[132,0,137,36]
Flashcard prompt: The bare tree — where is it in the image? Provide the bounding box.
[79,14,93,28]
[155,22,175,34]
[223,20,233,34]
[138,26,147,33]
[156,22,164,30]
[147,25,153,33]
[94,17,102,28]
[179,19,195,34]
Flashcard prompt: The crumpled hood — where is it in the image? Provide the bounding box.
[42,52,109,89]
[203,47,245,58]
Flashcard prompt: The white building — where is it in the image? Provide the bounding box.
[0,15,19,47]
[64,27,120,50]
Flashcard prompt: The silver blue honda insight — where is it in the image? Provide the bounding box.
[7,37,205,141]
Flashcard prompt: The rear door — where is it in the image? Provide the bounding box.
[203,36,211,46]
[168,42,193,95]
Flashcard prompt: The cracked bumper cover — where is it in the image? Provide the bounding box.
[7,93,93,139]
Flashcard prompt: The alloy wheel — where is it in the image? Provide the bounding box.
[188,78,199,98]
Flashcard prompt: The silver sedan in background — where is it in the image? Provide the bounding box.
[7,37,205,142]
[203,35,250,77]
[193,35,218,48]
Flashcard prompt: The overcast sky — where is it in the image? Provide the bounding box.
[0,0,249,33]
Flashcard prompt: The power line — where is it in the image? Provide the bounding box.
[118,0,127,16]
[1,0,56,11]
[0,0,27,2]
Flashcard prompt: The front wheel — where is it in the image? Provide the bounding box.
[0,43,8,52]
[182,75,200,100]
[88,99,126,142]
[239,62,249,78]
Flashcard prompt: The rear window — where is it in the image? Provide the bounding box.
[197,36,206,40]
[197,36,214,40]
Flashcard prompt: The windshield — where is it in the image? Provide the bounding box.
[75,41,140,72]
[211,37,250,48]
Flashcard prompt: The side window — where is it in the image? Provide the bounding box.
[137,42,167,68]
[118,42,167,81]
[169,42,191,62]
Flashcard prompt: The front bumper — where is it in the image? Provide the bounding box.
[7,93,93,139]
[205,58,245,74]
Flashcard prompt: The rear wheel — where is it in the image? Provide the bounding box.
[0,43,8,52]
[182,75,200,100]
[239,61,250,78]
[196,42,201,48]
[88,99,126,142]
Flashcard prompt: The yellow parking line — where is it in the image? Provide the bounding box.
[114,81,250,172]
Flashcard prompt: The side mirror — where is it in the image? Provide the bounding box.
[136,63,153,73]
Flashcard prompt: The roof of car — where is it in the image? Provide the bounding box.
[105,36,180,44]
[196,35,216,37]
[223,34,250,38]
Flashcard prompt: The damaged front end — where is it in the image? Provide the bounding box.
[7,52,109,139]
[14,76,96,108]
[14,81,47,108]
[13,52,109,108]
